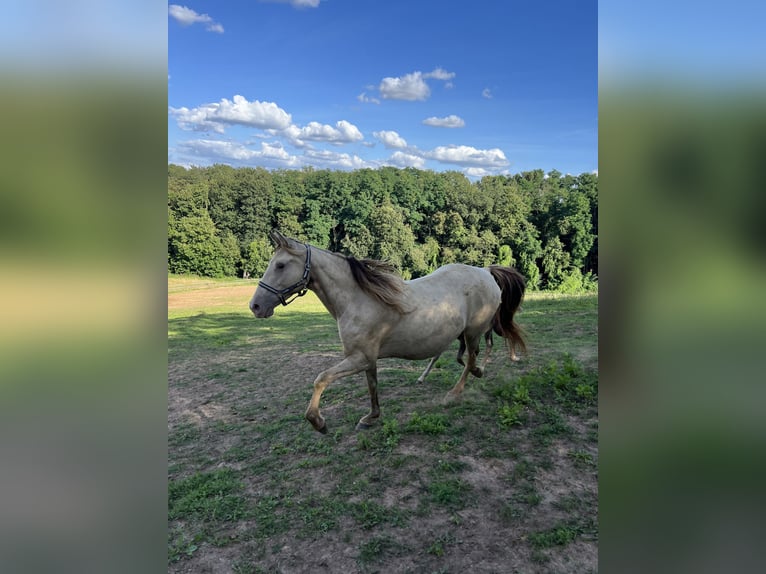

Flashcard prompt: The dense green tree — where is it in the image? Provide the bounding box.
[167,164,597,288]
[168,214,238,277]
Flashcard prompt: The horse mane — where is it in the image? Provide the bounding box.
[346,256,408,314]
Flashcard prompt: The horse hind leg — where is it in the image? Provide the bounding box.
[471,330,494,378]
[444,335,480,403]
[417,354,441,384]
[456,335,466,366]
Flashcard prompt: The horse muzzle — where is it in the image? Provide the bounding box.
[249,300,274,318]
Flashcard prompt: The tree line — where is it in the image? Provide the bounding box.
[168,164,597,292]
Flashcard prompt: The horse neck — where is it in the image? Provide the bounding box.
[308,248,357,319]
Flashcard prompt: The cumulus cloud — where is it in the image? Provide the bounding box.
[281,120,363,147]
[262,0,321,7]
[304,149,370,170]
[379,72,430,101]
[482,88,493,99]
[422,115,465,128]
[425,145,508,168]
[387,151,426,169]
[357,92,380,104]
[423,67,456,81]
[169,95,292,133]
[169,5,224,33]
[378,67,455,101]
[373,130,408,149]
[177,139,301,167]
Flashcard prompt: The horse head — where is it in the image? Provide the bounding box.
[249,231,311,318]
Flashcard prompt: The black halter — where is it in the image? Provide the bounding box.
[258,244,312,306]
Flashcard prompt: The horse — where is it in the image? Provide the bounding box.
[249,230,526,434]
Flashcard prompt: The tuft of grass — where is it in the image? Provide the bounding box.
[358,535,402,564]
[427,532,456,557]
[407,411,449,434]
[529,523,580,549]
[498,402,526,427]
[428,478,471,508]
[168,468,247,522]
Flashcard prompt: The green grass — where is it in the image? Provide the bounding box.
[168,275,598,572]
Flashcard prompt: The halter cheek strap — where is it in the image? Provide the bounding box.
[258,244,312,306]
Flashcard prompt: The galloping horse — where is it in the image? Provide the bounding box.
[249,230,526,433]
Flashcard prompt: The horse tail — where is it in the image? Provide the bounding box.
[487,266,527,358]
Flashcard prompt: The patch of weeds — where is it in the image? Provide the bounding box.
[168,422,201,447]
[297,497,344,534]
[510,458,537,484]
[529,522,580,549]
[167,527,200,563]
[569,449,596,468]
[168,468,247,522]
[438,437,462,452]
[428,478,471,508]
[495,354,597,414]
[357,432,373,450]
[531,404,572,445]
[358,535,400,564]
[498,402,526,428]
[251,495,291,539]
[223,445,252,462]
[427,532,456,557]
[500,501,526,524]
[382,417,401,448]
[350,500,408,529]
[435,459,469,474]
[408,411,449,434]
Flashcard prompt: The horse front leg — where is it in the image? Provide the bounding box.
[305,354,368,434]
[356,366,381,430]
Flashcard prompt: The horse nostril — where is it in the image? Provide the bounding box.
[251,303,260,312]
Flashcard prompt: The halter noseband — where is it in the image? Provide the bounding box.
[258,243,312,306]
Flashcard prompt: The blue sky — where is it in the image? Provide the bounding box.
[168,0,597,177]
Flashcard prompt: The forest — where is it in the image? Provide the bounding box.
[168,165,597,292]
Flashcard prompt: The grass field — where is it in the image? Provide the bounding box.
[168,275,598,573]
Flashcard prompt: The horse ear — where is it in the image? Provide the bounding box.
[268,229,284,247]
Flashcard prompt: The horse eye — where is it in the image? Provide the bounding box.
[276,263,285,270]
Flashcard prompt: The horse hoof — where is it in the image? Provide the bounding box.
[316,424,328,434]
[471,367,484,378]
[442,392,460,405]
[355,422,372,431]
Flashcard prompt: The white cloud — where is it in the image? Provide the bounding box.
[169,5,224,33]
[425,145,508,168]
[423,67,456,81]
[379,72,431,101]
[387,151,426,169]
[263,0,321,7]
[373,130,408,149]
[463,167,497,179]
[170,95,292,132]
[376,67,456,101]
[304,149,370,170]
[422,114,465,128]
[482,88,493,99]
[281,120,363,147]
[357,92,380,104]
[177,139,301,167]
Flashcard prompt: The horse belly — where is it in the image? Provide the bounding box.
[378,303,466,360]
